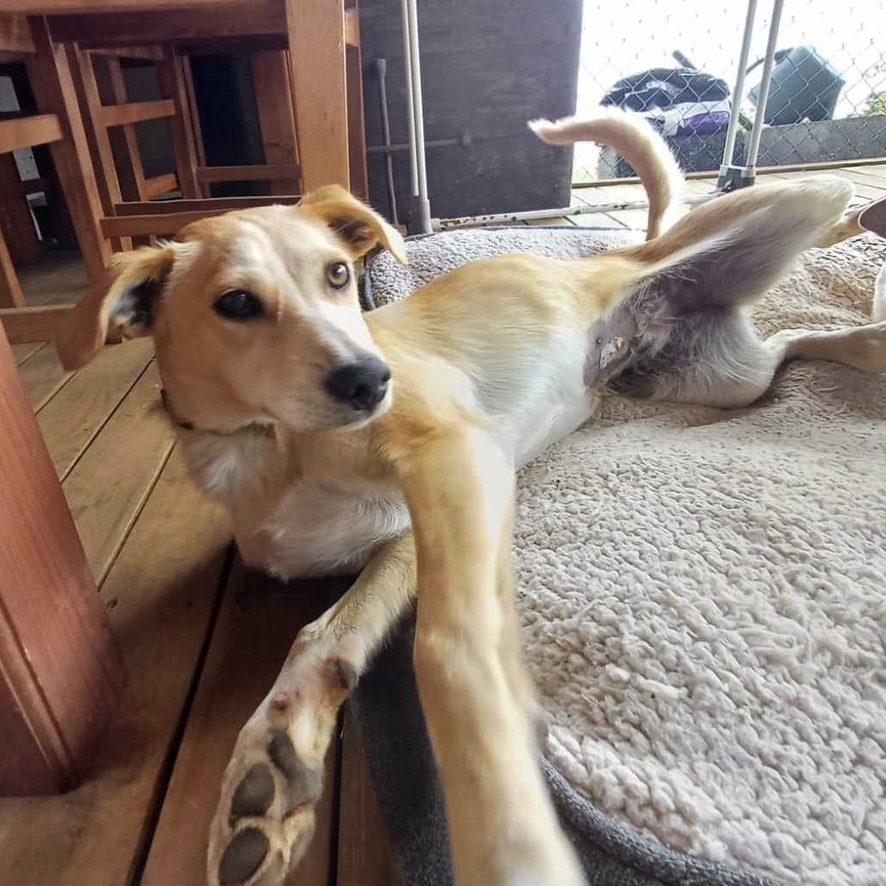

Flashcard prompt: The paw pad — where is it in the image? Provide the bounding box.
[230,764,275,819]
[218,827,269,885]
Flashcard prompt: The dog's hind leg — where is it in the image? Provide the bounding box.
[765,320,886,374]
[207,533,416,886]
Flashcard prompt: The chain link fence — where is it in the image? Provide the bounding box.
[574,0,886,182]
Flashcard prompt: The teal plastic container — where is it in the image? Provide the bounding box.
[748,46,844,125]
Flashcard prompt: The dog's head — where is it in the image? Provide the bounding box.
[57,187,406,434]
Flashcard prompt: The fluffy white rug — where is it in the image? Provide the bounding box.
[517,233,886,886]
[368,226,886,885]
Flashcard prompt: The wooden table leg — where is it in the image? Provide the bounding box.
[285,0,350,191]
[0,321,122,796]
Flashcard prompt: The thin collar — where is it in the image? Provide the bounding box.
[159,388,273,438]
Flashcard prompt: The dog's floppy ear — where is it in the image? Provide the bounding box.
[299,185,407,264]
[55,245,176,371]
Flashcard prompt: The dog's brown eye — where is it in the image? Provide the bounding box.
[213,289,263,321]
[326,262,350,289]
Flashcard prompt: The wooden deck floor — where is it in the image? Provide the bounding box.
[1,162,884,886]
[0,337,401,885]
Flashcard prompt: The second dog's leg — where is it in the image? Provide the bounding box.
[766,320,886,373]
[207,533,416,886]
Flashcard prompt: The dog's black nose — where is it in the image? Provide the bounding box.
[324,357,391,411]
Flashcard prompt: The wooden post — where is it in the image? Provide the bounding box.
[0,321,122,796]
[285,0,350,191]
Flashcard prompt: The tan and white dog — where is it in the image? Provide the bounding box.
[57,110,886,886]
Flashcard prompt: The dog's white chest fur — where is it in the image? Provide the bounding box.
[239,483,410,577]
[181,326,597,579]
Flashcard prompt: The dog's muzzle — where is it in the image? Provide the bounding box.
[324,356,391,412]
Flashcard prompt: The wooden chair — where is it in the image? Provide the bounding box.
[0,15,111,342]
[0,1,365,344]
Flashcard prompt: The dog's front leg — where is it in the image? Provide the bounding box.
[390,422,585,886]
[206,533,416,886]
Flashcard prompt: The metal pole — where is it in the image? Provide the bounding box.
[399,0,419,198]
[404,0,432,233]
[716,0,758,190]
[375,58,399,225]
[742,0,785,183]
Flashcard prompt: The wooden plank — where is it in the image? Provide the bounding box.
[346,43,368,200]
[286,0,350,190]
[251,50,300,195]
[96,98,175,128]
[157,50,200,199]
[572,184,647,229]
[144,172,178,198]
[195,163,300,183]
[46,4,284,46]
[0,323,121,796]
[573,157,886,189]
[0,448,231,886]
[1,0,243,10]
[179,52,207,197]
[337,708,403,886]
[16,255,87,307]
[140,566,343,886]
[62,361,176,585]
[14,333,71,409]
[822,168,886,197]
[94,54,147,236]
[0,113,62,151]
[102,208,259,236]
[0,228,23,307]
[842,164,886,188]
[344,6,359,47]
[37,338,154,479]
[113,195,300,215]
[0,303,71,342]
[69,45,130,250]
[11,340,43,364]
[764,169,885,201]
[26,18,112,282]
[0,13,32,54]
[88,45,164,61]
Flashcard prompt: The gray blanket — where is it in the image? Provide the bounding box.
[351,226,886,886]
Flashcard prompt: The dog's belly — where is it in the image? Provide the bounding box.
[236,481,410,578]
[472,327,600,468]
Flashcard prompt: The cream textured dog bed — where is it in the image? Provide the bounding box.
[354,226,886,886]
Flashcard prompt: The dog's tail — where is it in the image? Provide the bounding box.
[529,109,685,240]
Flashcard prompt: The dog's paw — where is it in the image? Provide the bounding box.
[208,711,323,886]
[207,652,355,886]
